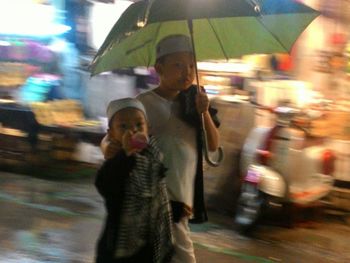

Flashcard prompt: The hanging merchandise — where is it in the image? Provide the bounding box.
[0,62,29,88]
[0,40,11,60]
[0,0,68,98]
[26,41,55,64]
[19,74,62,102]
[8,40,27,61]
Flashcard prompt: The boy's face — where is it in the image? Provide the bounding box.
[108,108,148,143]
[156,51,195,92]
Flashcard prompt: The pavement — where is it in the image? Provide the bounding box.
[0,171,350,263]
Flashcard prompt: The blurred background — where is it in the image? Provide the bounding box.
[0,1,350,262]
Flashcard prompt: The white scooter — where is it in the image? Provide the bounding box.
[235,105,336,233]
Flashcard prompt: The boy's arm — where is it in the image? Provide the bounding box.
[100,134,122,159]
[95,151,134,201]
[195,91,220,151]
[203,111,220,151]
[100,134,109,157]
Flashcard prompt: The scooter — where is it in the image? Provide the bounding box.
[235,105,336,233]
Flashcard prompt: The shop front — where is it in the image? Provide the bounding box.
[0,0,105,177]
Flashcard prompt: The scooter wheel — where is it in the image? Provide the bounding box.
[235,188,264,235]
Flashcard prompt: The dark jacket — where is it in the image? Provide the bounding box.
[95,151,153,263]
[178,85,220,223]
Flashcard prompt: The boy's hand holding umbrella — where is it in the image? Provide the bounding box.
[196,90,220,152]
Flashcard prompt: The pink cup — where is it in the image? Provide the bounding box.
[130,133,149,150]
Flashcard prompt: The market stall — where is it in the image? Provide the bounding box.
[0,100,104,178]
[0,1,104,177]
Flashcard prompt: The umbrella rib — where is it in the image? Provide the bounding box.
[207,18,229,60]
[147,22,163,67]
[254,16,289,52]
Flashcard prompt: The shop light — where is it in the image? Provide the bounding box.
[294,81,313,107]
[0,40,11,46]
[90,1,133,49]
[0,1,70,37]
[48,38,68,52]
[197,61,253,73]
[0,24,71,37]
[202,76,228,83]
[203,85,221,94]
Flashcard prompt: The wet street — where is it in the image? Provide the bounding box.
[0,171,350,263]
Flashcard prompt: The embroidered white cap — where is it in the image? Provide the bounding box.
[156,34,193,60]
[107,98,147,123]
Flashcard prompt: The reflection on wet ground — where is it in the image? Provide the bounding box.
[0,171,350,263]
[0,173,101,263]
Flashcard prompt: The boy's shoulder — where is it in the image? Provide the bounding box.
[136,89,164,104]
[136,90,168,117]
[136,89,154,100]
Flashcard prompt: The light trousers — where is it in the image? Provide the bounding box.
[170,217,196,263]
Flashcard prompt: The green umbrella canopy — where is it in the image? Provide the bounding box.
[90,0,319,76]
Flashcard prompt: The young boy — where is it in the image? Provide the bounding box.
[95,98,173,263]
[101,35,220,263]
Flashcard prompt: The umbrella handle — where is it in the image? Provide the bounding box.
[188,19,224,167]
[205,146,224,167]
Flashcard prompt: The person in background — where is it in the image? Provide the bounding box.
[101,35,220,263]
[95,98,173,263]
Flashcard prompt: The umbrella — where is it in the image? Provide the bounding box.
[90,0,319,74]
[90,0,319,166]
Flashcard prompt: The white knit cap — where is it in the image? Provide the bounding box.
[156,34,193,60]
[107,98,147,123]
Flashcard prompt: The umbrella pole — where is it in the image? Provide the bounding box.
[187,20,224,167]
